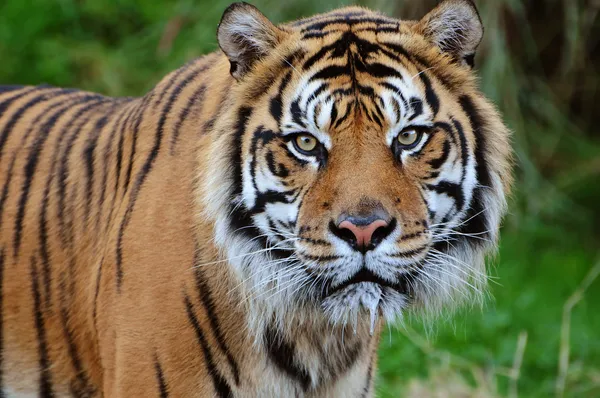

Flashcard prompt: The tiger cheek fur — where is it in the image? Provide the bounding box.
[0,1,511,397]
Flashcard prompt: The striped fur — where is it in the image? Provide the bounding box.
[0,1,512,396]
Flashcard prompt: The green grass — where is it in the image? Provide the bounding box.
[1,0,598,396]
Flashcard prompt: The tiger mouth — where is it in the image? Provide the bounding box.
[325,268,415,298]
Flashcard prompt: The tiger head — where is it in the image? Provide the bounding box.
[202,0,512,331]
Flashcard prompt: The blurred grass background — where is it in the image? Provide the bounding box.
[1,0,598,396]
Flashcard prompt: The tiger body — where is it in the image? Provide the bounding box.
[0,1,512,397]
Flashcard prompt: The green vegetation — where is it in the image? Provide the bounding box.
[1,0,598,396]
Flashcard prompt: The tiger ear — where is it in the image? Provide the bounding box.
[415,0,483,68]
[217,2,285,79]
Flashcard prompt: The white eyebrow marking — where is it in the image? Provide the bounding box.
[317,98,334,130]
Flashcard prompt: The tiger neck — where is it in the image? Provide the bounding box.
[194,243,379,395]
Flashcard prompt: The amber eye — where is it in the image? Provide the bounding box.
[293,134,319,155]
[397,129,421,147]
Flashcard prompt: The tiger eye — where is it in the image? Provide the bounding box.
[397,129,419,146]
[295,134,318,153]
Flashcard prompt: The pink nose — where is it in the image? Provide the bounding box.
[338,219,389,250]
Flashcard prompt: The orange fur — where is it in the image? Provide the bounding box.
[0,1,512,396]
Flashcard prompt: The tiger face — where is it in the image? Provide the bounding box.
[204,0,512,330]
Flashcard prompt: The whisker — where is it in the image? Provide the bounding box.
[191,238,298,269]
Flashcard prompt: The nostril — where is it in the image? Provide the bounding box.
[330,218,396,253]
[338,220,370,248]
[370,218,397,247]
[329,220,359,249]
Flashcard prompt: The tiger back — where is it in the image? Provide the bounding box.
[0,1,512,396]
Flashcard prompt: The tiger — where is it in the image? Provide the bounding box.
[0,0,512,396]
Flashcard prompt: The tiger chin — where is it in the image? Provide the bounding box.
[0,0,512,396]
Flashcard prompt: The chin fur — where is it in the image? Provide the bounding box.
[322,283,409,333]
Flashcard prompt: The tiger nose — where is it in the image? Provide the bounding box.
[330,217,395,253]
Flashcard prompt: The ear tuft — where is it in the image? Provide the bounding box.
[416,0,483,67]
[217,2,283,79]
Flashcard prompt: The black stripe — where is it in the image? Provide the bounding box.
[390,246,428,258]
[419,72,439,116]
[0,86,38,119]
[248,127,288,211]
[97,109,124,228]
[299,237,330,246]
[0,156,16,229]
[428,139,451,170]
[0,85,24,94]
[0,249,4,398]
[399,232,424,242]
[362,25,399,33]
[269,72,291,126]
[408,97,423,121]
[303,40,345,71]
[292,10,369,27]
[380,42,432,71]
[183,294,232,398]
[58,277,95,397]
[366,102,383,127]
[457,95,491,240]
[154,64,189,107]
[361,360,374,398]
[199,79,230,139]
[3,98,71,250]
[83,113,111,223]
[389,96,401,124]
[310,64,351,82]
[464,53,476,68]
[302,30,332,39]
[372,99,386,125]
[91,256,104,343]
[228,107,259,239]
[116,69,201,290]
[362,62,403,80]
[252,189,295,214]
[307,83,329,109]
[170,84,206,155]
[264,326,311,391]
[333,101,354,129]
[382,82,408,111]
[452,118,470,183]
[97,102,131,231]
[114,109,132,197]
[105,107,133,231]
[301,16,398,32]
[154,356,169,398]
[30,256,55,398]
[0,88,73,164]
[458,96,490,188]
[426,180,464,212]
[329,102,339,126]
[13,94,86,260]
[194,265,240,385]
[266,151,289,178]
[123,95,151,197]
[299,252,341,262]
[290,100,305,128]
[57,99,110,248]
